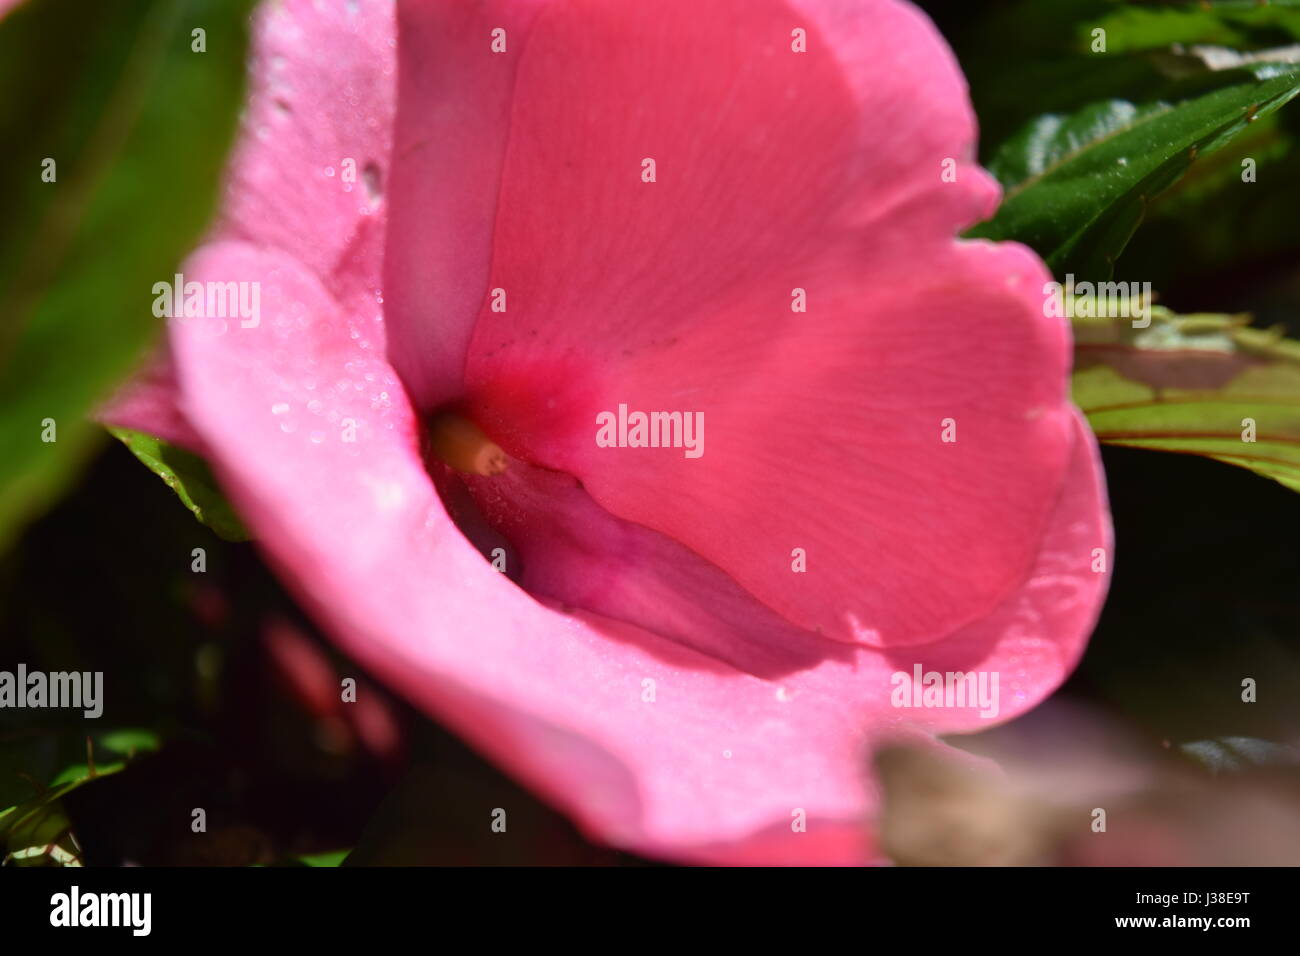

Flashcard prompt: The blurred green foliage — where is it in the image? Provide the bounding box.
[0,0,253,553]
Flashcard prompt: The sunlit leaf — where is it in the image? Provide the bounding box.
[972,65,1300,277]
[110,427,250,542]
[1073,305,1300,492]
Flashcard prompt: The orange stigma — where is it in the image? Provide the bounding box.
[424,410,509,477]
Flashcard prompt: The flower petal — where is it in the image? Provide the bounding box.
[217,0,394,285]
[883,409,1112,734]
[384,0,552,409]
[382,0,1073,645]
[166,235,1107,862]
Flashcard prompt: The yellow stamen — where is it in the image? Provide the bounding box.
[424,410,509,477]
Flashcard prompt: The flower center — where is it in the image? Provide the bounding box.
[423,409,509,477]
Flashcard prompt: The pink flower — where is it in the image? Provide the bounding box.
[108,0,1111,864]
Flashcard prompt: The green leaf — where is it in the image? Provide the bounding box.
[1,729,160,866]
[972,65,1300,277]
[0,0,254,554]
[1117,110,1300,282]
[1073,305,1300,493]
[1,798,82,866]
[297,849,351,867]
[110,427,250,542]
[1096,1,1300,56]
[951,0,1300,159]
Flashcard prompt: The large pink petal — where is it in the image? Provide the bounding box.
[382,0,1073,645]
[166,238,1108,862]
[469,238,1071,649]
